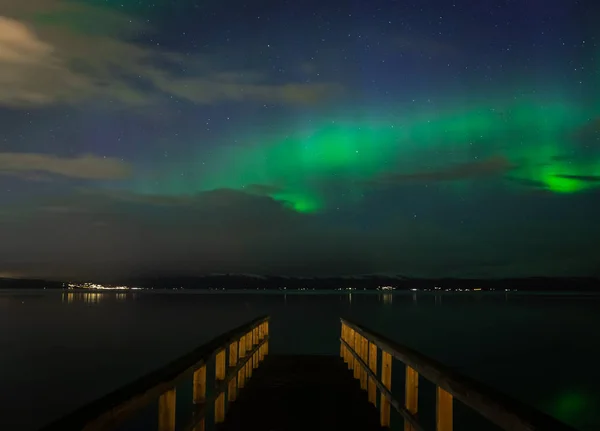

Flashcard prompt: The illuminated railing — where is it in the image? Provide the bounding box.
[41,315,270,431]
[340,318,574,431]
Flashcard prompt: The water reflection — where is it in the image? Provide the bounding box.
[61,291,140,304]
[382,293,393,305]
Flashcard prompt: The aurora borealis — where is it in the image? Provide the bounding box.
[135,99,600,211]
[1,0,599,279]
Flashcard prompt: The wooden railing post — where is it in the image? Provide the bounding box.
[253,326,259,369]
[229,341,238,402]
[158,388,176,431]
[238,335,246,389]
[193,365,206,404]
[436,386,453,431]
[340,323,345,358]
[380,351,392,427]
[348,328,355,370]
[215,349,226,423]
[192,365,206,431]
[360,337,368,390]
[264,321,269,355]
[245,331,253,378]
[353,332,361,380]
[368,342,378,406]
[405,366,419,431]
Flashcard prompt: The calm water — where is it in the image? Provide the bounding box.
[0,290,598,431]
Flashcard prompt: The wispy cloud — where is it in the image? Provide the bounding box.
[0,153,131,180]
[0,1,342,107]
[554,174,600,183]
[370,156,513,185]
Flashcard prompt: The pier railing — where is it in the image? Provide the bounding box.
[340,318,575,431]
[41,315,270,431]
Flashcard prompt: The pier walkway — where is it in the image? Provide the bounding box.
[39,315,575,431]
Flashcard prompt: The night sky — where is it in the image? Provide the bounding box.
[1,0,599,280]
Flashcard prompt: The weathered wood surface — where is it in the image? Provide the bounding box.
[218,355,384,431]
[39,316,269,431]
[341,318,576,431]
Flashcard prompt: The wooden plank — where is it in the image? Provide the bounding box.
[436,386,453,431]
[216,349,226,381]
[360,337,368,390]
[39,316,269,431]
[380,351,392,427]
[353,332,361,380]
[341,338,423,431]
[184,336,269,431]
[368,342,378,406]
[246,331,253,351]
[340,318,576,431]
[229,341,238,367]
[193,365,206,404]
[228,377,237,402]
[238,367,246,389]
[215,392,225,423]
[158,388,176,431]
[404,366,419,431]
[340,323,345,358]
[218,355,383,431]
[191,419,205,431]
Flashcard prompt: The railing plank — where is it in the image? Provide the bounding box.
[193,365,206,404]
[40,315,269,431]
[360,337,368,390]
[368,342,378,406]
[436,386,453,431]
[158,388,176,431]
[183,335,269,431]
[340,318,576,431]
[353,332,361,380]
[381,351,392,427]
[404,366,418,431]
[341,338,424,431]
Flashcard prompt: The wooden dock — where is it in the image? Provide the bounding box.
[220,355,383,431]
[39,315,577,431]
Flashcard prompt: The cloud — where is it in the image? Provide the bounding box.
[0,187,598,280]
[244,184,285,196]
[0,17,86,105]
[371,156,514,185]
[0,2,342,107]
[149,73,343,105]
[503,176,549,190]
[554,174,600,183]
[0,153,131,180]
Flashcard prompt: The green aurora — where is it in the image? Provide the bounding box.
[133,98,600,213]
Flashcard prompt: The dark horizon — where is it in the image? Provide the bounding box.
[2,273,599,292]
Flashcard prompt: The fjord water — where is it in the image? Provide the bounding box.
[0,290,598,431]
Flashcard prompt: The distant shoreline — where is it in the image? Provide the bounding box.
[2,288,600,298]
[1,275,599,292]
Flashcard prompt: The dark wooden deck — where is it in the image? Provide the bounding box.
[219,355,384,431]
[38,316,577,431]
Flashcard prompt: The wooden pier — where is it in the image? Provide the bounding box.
[39,315,576,431]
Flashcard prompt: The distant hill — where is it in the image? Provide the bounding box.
[0,278,63,289]
[1,275,598,291]
[125,274,600,291]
